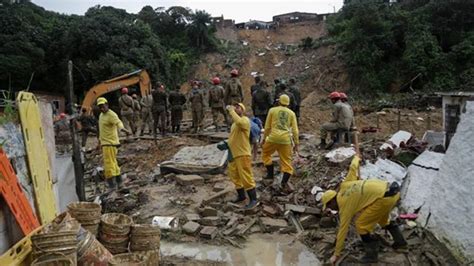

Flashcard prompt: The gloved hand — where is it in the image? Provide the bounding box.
[217,141,229,151]
[226,105,234,111]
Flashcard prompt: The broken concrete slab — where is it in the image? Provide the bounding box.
[360,158,407,185]
[380,130,412,151]
[175,174,204,186]
[200,216,221,226]
[183,221,201,235]
[212,183,227,192]
[262,205,278,216]
[200,207,218,217]
[202,187,233,205]
[260,217,288,232]
[200,226,218,239]
[284,204,322,216]
[160,144,228,175]
[299,215,318,229]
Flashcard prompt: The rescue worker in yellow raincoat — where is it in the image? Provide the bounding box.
[321,156,407,264]
[96,97,131,191]
[226,103,258,210]
[262,94,299,193]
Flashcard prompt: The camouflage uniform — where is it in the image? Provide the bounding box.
[168,90,187,133]
[118,94,135,135]
[209,84,229,131]
[224,77,243,105]
[289,84,301,120]
[132,96,141,135]
[152,90,168,137]
[251,86,272,126]
[320,100,353,140]
[189,88,205,133]
[139,94,153,135]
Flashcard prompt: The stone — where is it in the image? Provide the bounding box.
[201,207,218,217]
[319,217,337,228]
[299,215,318,229]
[260,217,288,232]
[262,205,278,216]
[213,183,227,192]
[305,207,322,216]
[175,174,204,186]
[285,204,306,213]
[185,213,200,222]
[183,221,201,235]
[200,216,221,226]
[226,216,238,227]
[200,226,218,239]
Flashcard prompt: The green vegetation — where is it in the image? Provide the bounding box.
[0,1,217,96]
[327,2,474,94]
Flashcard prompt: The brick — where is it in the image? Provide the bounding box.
[183,221,201,235]
[200,226,218,239]
[213,183,227,192]
[185,213,200,222]
[200,207,218,217]
[260,217,288,232]
[200,216,221,226]
[175,174,204,186]
[262,205,278,216]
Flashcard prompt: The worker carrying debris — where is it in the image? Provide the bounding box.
[262,94,299,193]
[224,69,243,105]
[251,78,272,126]
[78,108,98,147]
[118,87,135,137]
[189,81,205,133]
[320,92,353,149]
[209,77,230,131]
[96,97,131,191]
[322,156,407,264]
[168,85,187,134]
[152,83,168,137]
[139,93,153,136]
[225,103,258,209]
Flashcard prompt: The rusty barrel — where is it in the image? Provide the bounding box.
[109,253,148,266]
[77,227,113,265]
[99,213,132,254]
[68,202,102,237]
[31,253,75,266]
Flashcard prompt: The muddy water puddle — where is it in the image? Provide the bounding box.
[161,233,320,265]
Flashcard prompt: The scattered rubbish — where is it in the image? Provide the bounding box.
[99,213,133,254]
[152,216,179,230]
[274,61,285,67]
[380,130,412,151]
[406,221,417,228]
[422,130,445,151]
[304,65,311,70]
[242,41,249,46]
[258,52,266,56]
[311,186,324,201]
[325,147,356,163]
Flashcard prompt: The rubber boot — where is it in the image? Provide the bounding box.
[244,188,259,210]
[385,222,408,250]
[360,236,379,263]
[319,139,327,149]
[232,188,246,204]
[281,172,294,194]
[265,164,274,179]
[115,175,123,189]
[106,178,116,192]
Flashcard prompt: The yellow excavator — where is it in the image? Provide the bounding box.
[81,69,151,112]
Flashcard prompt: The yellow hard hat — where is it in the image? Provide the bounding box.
[235,102,246,112]
[279,94,290,106]
[97,97,108,105]
[321,190,337,210]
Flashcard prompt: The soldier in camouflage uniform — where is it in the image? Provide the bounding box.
[152,84,168,137]
[189,82,205,133]
[224,69,243,105]
[118,87,134,137]
[168,85,187,133]
[209,77,229,131]
[139,93,153,135]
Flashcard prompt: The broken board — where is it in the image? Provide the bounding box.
[16,91,57,224]
[160,144,227,175]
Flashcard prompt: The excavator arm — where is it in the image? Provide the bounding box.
[81,69,151,112]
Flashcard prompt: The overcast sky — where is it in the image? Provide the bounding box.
[32,0,343,22]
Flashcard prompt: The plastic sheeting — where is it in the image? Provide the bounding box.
[53,154,78,212]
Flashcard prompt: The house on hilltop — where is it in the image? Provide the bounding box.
[272,12,318,24]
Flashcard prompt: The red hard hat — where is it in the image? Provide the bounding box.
[328,91,340,99]
[212,77,221,85]
[339,92,348,100]
[121,87,129,94]
[230,69,239,77]
[59,113,66,119]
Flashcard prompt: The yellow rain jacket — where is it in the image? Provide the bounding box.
[228,109,251,158]
[264,106,299,145]
[99,110,124,146]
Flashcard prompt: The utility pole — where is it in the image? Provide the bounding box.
[67,60,85,201]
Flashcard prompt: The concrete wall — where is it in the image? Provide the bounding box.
[401,101,474,262]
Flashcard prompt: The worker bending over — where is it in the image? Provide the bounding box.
[320,92,353,149]
[321,156,407,264]
[226,103,258,209]
[262,94,299,193]
[96,97,130,191]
